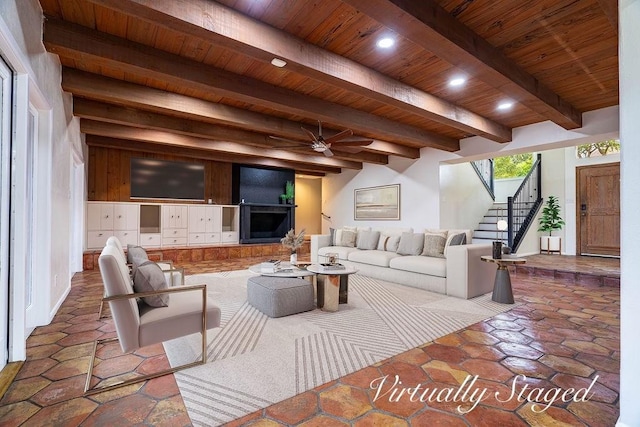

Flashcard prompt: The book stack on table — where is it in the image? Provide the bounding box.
[320,263,346,270]
[260,260,281,273]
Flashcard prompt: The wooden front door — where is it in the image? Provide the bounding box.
[577,162,620,256]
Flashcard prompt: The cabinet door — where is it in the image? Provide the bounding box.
[205,206,222,233]
[177,206,189,229]
[114,230,138,247]
[114,204,138,230]
[87,203,102,231]
[189,206,206,233]
[162,205,175,228]
[99,204,114,230]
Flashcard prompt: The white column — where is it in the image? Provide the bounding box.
[619,1,640,426]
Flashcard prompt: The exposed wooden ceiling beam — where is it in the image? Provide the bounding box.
[73,98,389,165]
[63,68,419,159]
[85,135,334,175]
[342,0,583,130]
[596,0,618,34]
[84,0,511,143]
[80,119,363,170]
[44,17,459,151]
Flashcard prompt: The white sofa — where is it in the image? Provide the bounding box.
[311,227,497,299]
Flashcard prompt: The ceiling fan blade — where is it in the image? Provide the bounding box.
[301,126,319,143]
[324,129,353,144]
[323,148,334,157]
[330,139,373,146]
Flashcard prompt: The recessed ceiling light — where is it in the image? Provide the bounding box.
[449,77,466,87]
[271,58,287,67]
[376,37,394,48]
[497,101,514,111]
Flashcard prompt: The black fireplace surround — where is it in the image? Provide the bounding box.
[240,203,294,244]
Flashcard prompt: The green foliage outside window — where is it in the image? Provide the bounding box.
[493,154,534,179]
[576,140,620,158]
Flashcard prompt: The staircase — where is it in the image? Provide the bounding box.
[472,202,509,245]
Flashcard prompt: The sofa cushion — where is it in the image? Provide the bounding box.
[133,261,170,307]
[318,245,360,262]
[390,255,447,277]
[397,232,425,256]
[422,230,448,258]
[448,232,467,246]
[357,230,380,250]
[348,249,402,267]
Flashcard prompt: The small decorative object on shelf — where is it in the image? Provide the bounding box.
[280,181,295,204]
[280,228,305,264]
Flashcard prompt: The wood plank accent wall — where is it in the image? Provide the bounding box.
[87,146,232,203]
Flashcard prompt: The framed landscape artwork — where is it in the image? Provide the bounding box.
[354,184,400,220]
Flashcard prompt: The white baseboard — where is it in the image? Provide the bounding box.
[48,283,71,323]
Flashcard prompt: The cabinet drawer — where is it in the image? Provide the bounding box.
[162,237,187,247]
[87,231,110,249]
[162,228,187,238]
[206,232,221,244]
[114,230,138,247]
[221,231,239,243]
[139,233,161,248]
[188,233,207,245]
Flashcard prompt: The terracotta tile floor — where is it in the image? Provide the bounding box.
[0,254,620,426]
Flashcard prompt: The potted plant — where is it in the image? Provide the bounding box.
[281,228,305,264]
[538,195,565,254]
[280,181,295,204]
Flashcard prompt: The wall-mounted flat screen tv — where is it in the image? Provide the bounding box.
[130,158,205,201]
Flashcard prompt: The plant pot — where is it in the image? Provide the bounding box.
[540,236,561,254]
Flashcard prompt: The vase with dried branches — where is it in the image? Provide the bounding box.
[280,228,305,264]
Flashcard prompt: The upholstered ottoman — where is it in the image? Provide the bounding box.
[247,276,315,318]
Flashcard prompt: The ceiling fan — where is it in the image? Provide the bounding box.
[269,121,373,157]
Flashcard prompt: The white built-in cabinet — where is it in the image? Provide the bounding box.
[86,201,239,250]
[87,203,139,249]
[188,205,222,245]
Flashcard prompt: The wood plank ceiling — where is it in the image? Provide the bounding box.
[39,0,618,175]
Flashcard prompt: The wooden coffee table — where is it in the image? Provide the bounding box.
[307,264,358,312]
[481,255,526,304]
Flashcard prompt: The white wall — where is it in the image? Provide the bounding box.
[619,1,640,425]
[0,0,82,358]
[322,148,450,232]
[439,162,494,230]
[494,177,523,202]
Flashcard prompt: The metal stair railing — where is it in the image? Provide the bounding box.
[471,159,495,201]
[507,154,542,252]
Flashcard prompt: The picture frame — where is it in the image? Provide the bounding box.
[354,184,400,220]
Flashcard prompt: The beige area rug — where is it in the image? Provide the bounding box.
[163,270,516,426]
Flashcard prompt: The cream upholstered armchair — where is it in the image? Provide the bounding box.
[85,244,221,395]
[98,237,184,318]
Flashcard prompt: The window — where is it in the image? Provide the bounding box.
[576,139,620,158]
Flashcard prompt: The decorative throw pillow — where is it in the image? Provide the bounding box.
[385,235,401,252]
[132,261,170,307]
[127,244,148,267]
[340,230,357,247]
[377,234,401,252]
[357,230,380,250]
[396,232,425,256]
[422,230,448,258]
[448,232,467,246]
[333,228,343,246]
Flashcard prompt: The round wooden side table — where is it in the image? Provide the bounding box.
[480,255,526,304]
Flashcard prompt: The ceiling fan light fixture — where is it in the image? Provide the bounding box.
[270,58,287,67]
